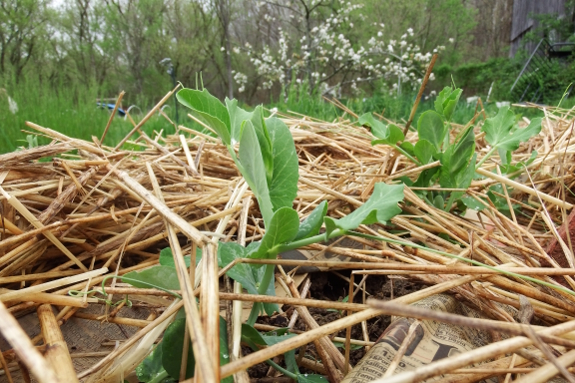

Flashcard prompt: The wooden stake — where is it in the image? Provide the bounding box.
[100,91,125,143]
[403,53,438,135]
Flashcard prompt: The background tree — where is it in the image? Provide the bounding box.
[0,0,52,82]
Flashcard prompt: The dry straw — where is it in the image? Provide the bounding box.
[0,91,572,382]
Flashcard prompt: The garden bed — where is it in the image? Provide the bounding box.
[0,92,574,383]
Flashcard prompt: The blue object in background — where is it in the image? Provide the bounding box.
[96,102,126,116]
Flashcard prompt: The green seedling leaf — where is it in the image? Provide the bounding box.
[262,330,298,374]
[220,318,233,383]
[371,124,404,146]
[123,266,180,290]
[487,184,520,216]
[159,247,202,268]
[218,243,278,315]
[413,167,439,187]
[434,87,462,121]
[250,107,274,183]
[26,135,39,149]
[441,153,478,210]
[261,329,297,345]
[267,117,300,211]
[162,319,195,380]
[177,89,231,145]
[239,120,274,226]
[500,150,538,175]
[241,323,268,345]
[295,201,328,240]
[162,316,232,382]
[461,195,486,211]
[397,176,413,186]
[400,141,415,156]
[226,98,253,143]
[433,194,445,210]
[359,113,388,139]
[249,207,300,259]
[241,324,299,375]
[136,345,172,383]
[417,110,445,151]
[440,125,475,182]
[482,107,542,153]
[332,341,363,350]
[324,183,404,235]
[136,346,165,383]
[297,374,329,383]
[414,139,437,165]
[482,106,514,147]
[440,149,477,191]
[359,113,404,145]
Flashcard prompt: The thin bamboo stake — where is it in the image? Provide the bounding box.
[403,53,438,134]
[114,85,180,150]
[100,91,125,143]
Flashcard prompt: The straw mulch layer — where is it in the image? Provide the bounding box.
[0,99,574,383]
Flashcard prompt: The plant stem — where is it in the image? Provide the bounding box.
[245,339,298,379]
[247,228,346,322]
[444,192,458,213]
[247,303,261,326]
[149,369,170,383]
[394,144,421,166]
[273,228,345,255]
[265,358,298,380]
[475,146,497,170]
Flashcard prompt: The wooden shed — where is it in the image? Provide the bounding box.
[510,0,568,57]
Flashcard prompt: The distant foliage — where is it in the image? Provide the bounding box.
[232,0,451,97]
[0,0,479,103]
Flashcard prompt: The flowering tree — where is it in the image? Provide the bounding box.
[232,0,450,98]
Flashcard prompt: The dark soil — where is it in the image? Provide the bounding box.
[247,271,427,379]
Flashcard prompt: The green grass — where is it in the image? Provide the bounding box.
[3,79,568,154]
[0,80,177,153]
[267,84,570,131]
[268,86,485,127]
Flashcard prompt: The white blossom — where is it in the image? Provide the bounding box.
[232,1,445,96]
[8,96,17,114]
